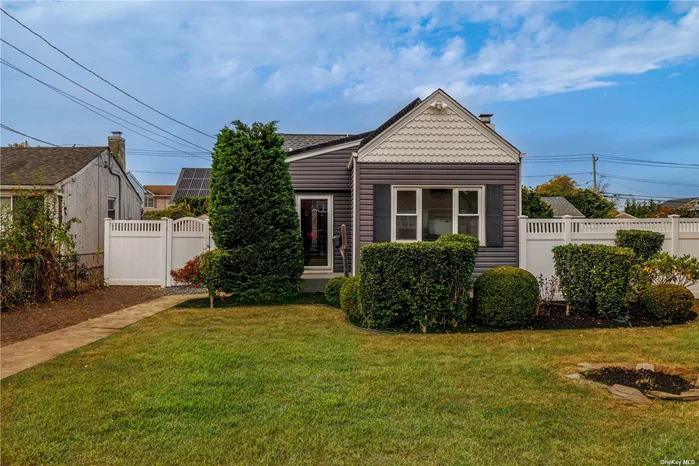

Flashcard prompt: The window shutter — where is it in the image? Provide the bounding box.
[486,185,504,247]
[373,184,391,242]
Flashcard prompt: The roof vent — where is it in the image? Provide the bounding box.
[431,100,448,112]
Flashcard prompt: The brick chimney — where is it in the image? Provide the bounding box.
[478,114,495,130]
[108,131,126,170]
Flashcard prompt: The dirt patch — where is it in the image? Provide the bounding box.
[1,286,164,346]
[584,367,694,395]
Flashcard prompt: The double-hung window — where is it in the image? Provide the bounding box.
[391,187,484,243]
[144,197,154,208]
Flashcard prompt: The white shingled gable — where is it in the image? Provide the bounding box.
[358,89,521,164]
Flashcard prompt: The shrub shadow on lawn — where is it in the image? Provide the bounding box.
[173,292,326,309]
[348,303,698,335]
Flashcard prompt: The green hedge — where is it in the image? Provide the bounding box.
[615,229,665,260]
[324,277,347,308]
[340,275,361,321]
[200,247,302,304]
[473,267,539,328]
[358,235,479,330]
[552,244,636,318]
[639,283,694,322]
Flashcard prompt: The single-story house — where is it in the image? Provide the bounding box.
[143,185,175,211]
[1,132,142,267]
[661,197,699,216]
[540,196,585,218]
[171,89,524,276]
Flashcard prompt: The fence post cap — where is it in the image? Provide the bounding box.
[668,214,681,218]
[104,218,112,221]
[518,215,529,219]
[562,215,574,219]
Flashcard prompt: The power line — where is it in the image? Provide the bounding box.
[0,7,216,140]
[1,38,209,152]
[1,124,58,146]
[600,173,699,188]
[130,170,181,175]
[1,59,210,160]
[522,172,591,178]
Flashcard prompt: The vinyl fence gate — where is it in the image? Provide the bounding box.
[104,217,214,287]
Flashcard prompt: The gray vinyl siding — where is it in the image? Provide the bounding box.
[357,162,519,274]
[288,147,353,273]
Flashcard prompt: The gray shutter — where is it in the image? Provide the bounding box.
[373,184,391,242]
[486,185,504,247]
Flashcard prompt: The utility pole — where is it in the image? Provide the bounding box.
[592,154,599,192]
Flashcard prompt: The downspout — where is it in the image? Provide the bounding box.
[106,152,122,219]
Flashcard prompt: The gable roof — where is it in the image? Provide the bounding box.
[280,134,348,152]
[357,89,522,164]
[0,146,107,186]
[170,168,212,202]
[660,197,699,208]
[358,97,423,149]
[144,185,175,196]
[541,196,585,218]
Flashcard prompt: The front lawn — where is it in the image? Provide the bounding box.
[2,303,698,465]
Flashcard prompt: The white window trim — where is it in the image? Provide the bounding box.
[0,195,13,210]
[107,195,117,220]
[296,194,334,272]
[390,186,485,245]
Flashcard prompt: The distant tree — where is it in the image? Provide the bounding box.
[624,199,663,218]
[8,140,32,148]
[522,186,553,218]
[175,196,209,216]
[535,175,579,197]
[567,189,616,218]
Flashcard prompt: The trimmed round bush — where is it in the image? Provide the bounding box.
[615,229,665,260]
[639,283,694,322]
[435,234,480,248]
[474,266,539,328]
[340,275,361,321]
[324,276,347,308]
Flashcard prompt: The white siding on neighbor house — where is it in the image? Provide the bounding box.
[59,151,141,267]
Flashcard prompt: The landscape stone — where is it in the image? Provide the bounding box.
[647,391,681,400]
[565,373,581,380]
[678,390,699,401]
[607,384,652,406]
[577,363,605,371]
[635,363,654,371]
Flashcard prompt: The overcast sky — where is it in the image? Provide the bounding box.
[1,1,698,199]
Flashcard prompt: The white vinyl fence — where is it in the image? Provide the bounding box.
[519,214,699,297]
[104,217,214,287]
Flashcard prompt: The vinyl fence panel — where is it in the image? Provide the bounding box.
[519,215,699,298]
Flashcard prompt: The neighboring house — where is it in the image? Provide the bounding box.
[171,89,524,276]
[1,132,142,267]
[615,212,636,219]
[127,172,146,208]
[143,185,175,211]
[540,197,585,218]
[661,197,699,216]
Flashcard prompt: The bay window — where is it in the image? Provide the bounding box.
[391,187,484,243]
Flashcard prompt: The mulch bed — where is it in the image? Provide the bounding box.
[584,367,694,395]
[348,303,698,334]
[1,286,164,346]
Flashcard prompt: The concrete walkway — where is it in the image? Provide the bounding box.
[0,293,206,380]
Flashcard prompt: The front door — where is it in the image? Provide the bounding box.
[297,195,333,271]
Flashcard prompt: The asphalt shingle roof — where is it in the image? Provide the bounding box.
[1,146,106,186]
[279,134,348,152]
[541,196,585,218]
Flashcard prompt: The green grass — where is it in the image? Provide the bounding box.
[2,303,699,465]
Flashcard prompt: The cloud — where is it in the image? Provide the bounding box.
[668,72,682,78]
[2,1,698,129]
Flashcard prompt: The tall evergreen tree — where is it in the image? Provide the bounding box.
[209,121,304,302]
